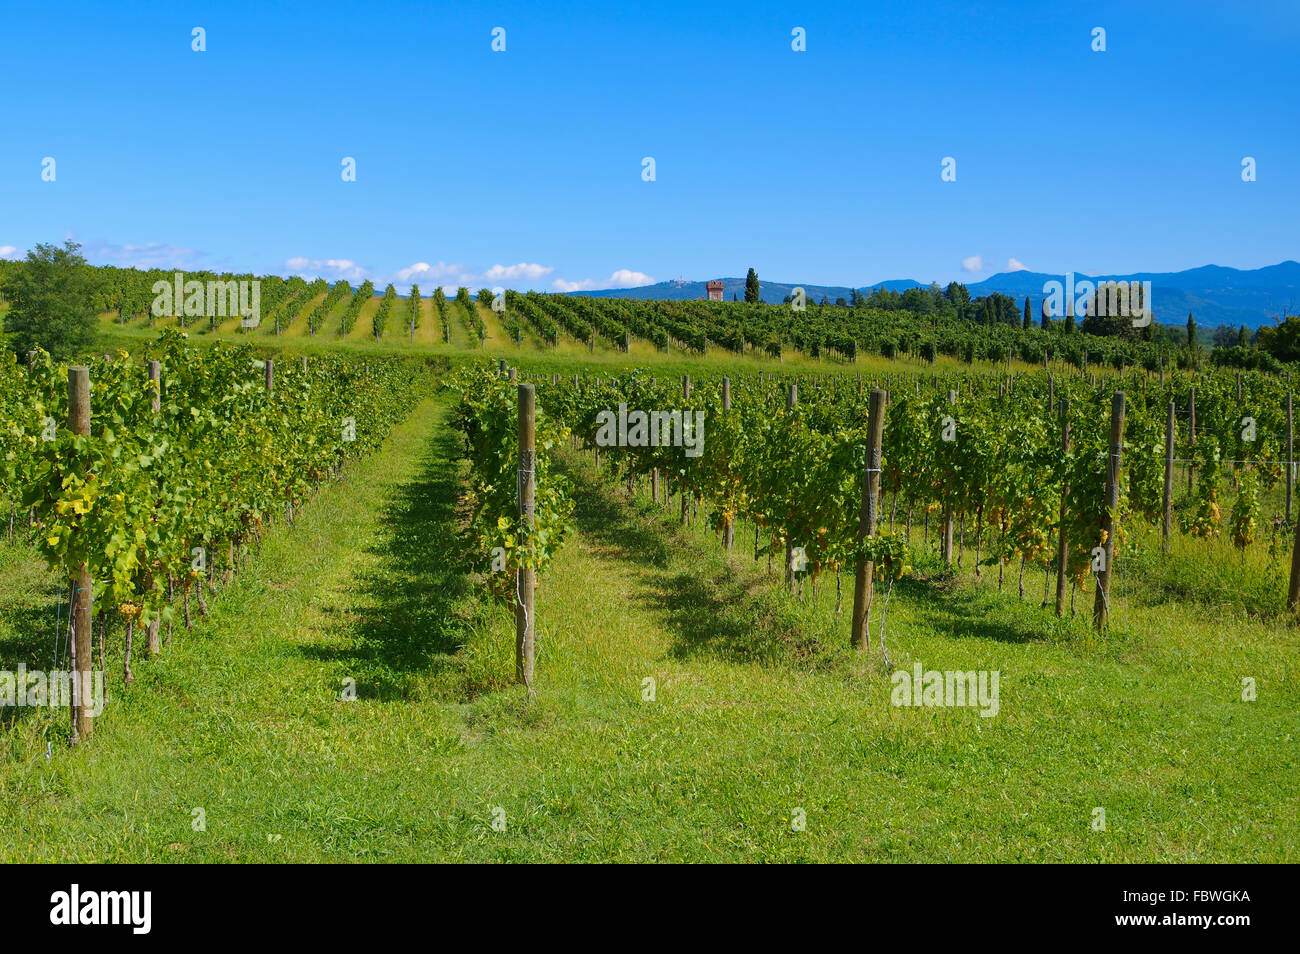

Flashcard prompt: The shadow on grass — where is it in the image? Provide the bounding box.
[557,454,818,666]
[566,461,671,570]
[558,452,1059,663]
[892,570,1069,644]
[298,424,488,700]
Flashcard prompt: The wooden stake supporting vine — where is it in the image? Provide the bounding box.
[1287,392,1294,524]
[149,360,161,413]
[68,366,94,744]
[1094,392,1126,631]
[786,383,798,593]
[851,388,886,652]
[942,389,955,568]
[516,383,537,689]
[1162,400,1175,551]
[147,359,165,658]
[722,376,733,550]
[1288,508,1300,617]
[1054,400,1070,617]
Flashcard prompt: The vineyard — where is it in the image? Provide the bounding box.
[3,0,1297,894]
[1,337,1297,862]
[449,359,1300,649]
[1,335,439,740]
[7,257,1277,376]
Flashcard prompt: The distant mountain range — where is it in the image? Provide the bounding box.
[568,262,1300,330]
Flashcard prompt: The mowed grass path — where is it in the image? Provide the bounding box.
[1,398,1297,861]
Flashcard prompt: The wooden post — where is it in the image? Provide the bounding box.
[147,360,162,659]
[786,383,798,592]
[1162,400,1175,551]
[1054,400,1070,617]
[302,355,308,373]
[721,376,733,548]
[679,376,692,524]
[1094,392,1126,630]
[509,368,517,382]
[1288,393,1294,524]
[516,384,536,688]
[941,388,954,568]
[265,359,274,394]
[148,360,161,413]
[68,367,94,744]
[1284,504,1300,616]
[851,389,886,651]
[1289,500,1300,615]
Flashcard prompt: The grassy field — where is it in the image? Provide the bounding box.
[2,388,1295,862]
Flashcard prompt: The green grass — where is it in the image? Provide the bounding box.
[1,397,1296,861]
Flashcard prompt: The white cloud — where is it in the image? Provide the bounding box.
[1007,257,1029,271]
[961,255,983,273]
[482,262,554,282]
[607,268,654,287]
[395,261,473,285]
[284,257,369,282]
[392,261,555,292]
[552,269,655,292]
[0,245,20,260]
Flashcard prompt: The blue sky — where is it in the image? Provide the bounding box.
[1,0,1296,292]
